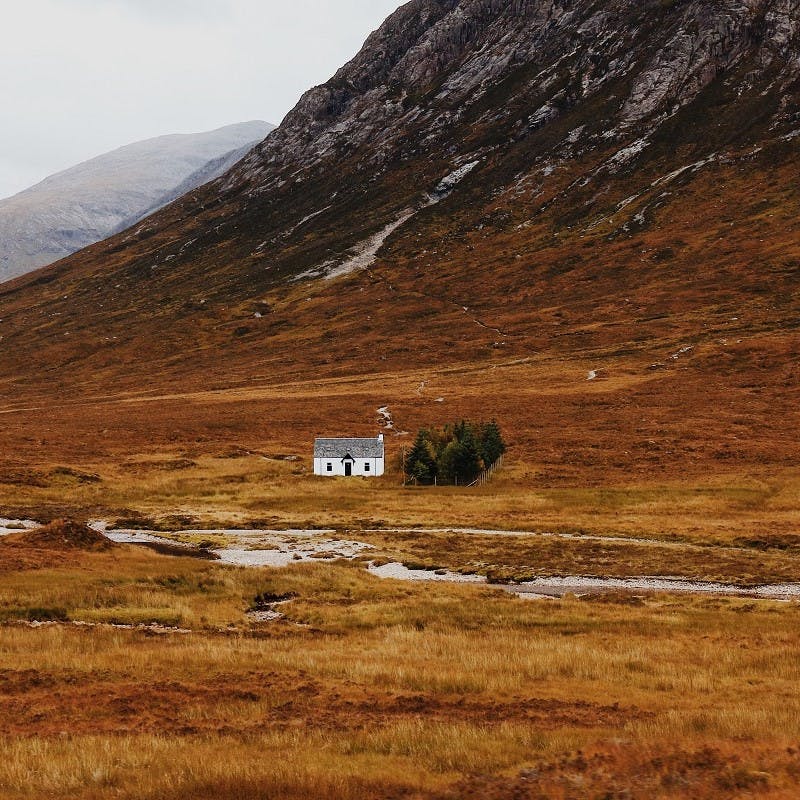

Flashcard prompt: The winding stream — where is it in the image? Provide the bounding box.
[100,524,800,601]
[3,521,798,601]
[103,527,373,567]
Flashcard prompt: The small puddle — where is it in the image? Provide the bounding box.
[368,562,485,584]
[247,608,285,622]
[0,519,38,537]
[247,599,294,623]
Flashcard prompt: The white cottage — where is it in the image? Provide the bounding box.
[314,435,385,477]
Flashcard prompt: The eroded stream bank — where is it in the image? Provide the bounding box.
[91,523,800,602]
[3,520,796,601]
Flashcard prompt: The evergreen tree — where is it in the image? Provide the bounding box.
[407,419,504,486]
[436,439,464,484]
[452,420,465,440]
[479,420,506,466]
[438,425,483,484]
[405,429,437,484]
[426,425,452,465]
[454,424,484,483]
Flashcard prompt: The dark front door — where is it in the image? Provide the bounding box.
[344,461,352,477]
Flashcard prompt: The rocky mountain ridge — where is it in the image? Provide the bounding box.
[112,0,799,297]
[231,0,799,187]
[0,121,273,283]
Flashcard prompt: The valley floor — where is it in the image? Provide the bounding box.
[1,543,800,800]
[1,350,798,798]
[1,349,799,547]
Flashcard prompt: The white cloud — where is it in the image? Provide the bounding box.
[0,0,400,199]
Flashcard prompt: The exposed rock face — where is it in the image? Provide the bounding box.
[0,121,273,283]
[229,0,799,194]
[0,0,797,394]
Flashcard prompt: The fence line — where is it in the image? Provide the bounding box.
[402,453,505,487]
[468,454,504,487]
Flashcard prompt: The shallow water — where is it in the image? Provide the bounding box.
[368,562,486,584]
[0,519,38,537]
[368,562,800,600]
[105,528,372,567]
[9,521,799,601]
[106,531,198,549]
[213,541,372,567]
[510,575,800,600]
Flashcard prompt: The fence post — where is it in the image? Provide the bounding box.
[467,454,504,488]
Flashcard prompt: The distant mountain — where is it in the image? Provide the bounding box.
[0,121,273,282]
[110,140,264,236]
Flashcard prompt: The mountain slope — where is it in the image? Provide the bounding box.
[0,0,798,491]
[0,121,273,283]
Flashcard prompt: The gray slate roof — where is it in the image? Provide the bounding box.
[314,437,384,459]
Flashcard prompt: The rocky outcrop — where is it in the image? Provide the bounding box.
[227,0,799,200]
[622,0,800,123]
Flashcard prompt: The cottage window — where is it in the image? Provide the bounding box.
[326,463,333,472]
[364,463,371,472]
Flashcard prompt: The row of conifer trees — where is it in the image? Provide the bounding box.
[403,420,506,486]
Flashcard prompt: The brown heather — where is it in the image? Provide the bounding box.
[0,550,800,798]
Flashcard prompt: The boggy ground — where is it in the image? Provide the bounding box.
[1,345,799,548]
[1,245,798,797]
[1,544,800,799]
[356,528,800,586]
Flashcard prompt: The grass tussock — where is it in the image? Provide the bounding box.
[0,546,799,797]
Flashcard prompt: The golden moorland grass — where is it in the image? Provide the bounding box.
[4,448,800,585]
[0,335,798,798]
[0,286,795,558]
[1,348,799,549]
[1,547,800,798]
[2,448,800,546]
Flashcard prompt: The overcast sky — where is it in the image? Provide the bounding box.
[0,0,401,200]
